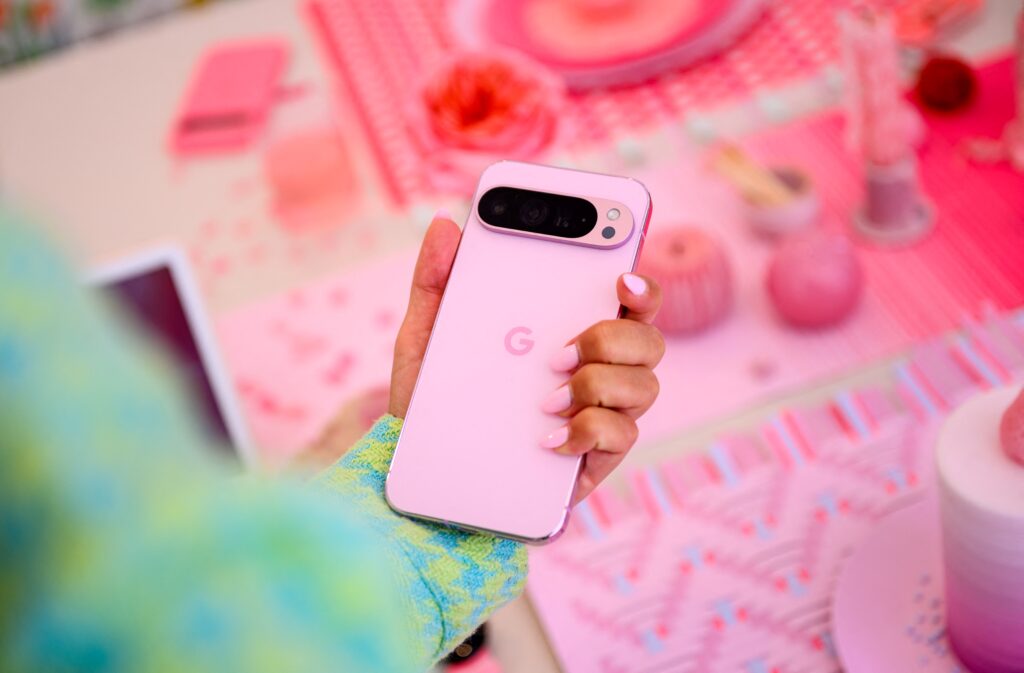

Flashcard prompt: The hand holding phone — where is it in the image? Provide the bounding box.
[385,163,663,540]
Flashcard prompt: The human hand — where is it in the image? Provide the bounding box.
[389,211,664,504]
[537,271,663,503]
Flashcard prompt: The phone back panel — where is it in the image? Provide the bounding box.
[385,162,651,542]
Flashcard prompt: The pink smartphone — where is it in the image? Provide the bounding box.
[385,161,652,543]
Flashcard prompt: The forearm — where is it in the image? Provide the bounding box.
[313,416,528,666]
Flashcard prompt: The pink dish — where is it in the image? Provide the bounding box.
[832,500,965,673]
[449,0,767,90]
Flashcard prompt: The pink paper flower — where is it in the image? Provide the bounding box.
[408,51,568,194]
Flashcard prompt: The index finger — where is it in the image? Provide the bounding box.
[617,273,662,324]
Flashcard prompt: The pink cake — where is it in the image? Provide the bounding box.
[937,387,1024,673]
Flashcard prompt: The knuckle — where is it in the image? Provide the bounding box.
[644,324,666,363]
[639,367,660,400]
[573,406,603,434]
[624,418,640,446]
[582,321,619,361]
[570,365,602,404]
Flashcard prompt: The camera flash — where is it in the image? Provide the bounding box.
[607,208,621,221]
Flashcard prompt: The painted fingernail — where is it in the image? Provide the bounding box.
[549,344,580,372]
[540,424,570,450]
[623,273,647,296]
[434,208,453,221]
[541,385,572,414]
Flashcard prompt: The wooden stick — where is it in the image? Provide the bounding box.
[711,145,795,206]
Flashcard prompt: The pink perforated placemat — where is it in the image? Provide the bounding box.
[306,0,902,204]
[526,308,1024,673]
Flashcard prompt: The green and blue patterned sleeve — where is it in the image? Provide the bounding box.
[315,418,528,665]
[0,206,526,673]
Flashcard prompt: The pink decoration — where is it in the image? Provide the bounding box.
[406,50,566,194]
[1000,387,1024,465]
[263,126,356,231]
[638,227,732,335]
[767,232,863,329]
[840,10,923,167]
[841,12,932,244]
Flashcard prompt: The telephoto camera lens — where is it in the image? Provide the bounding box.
[518,198,550,228]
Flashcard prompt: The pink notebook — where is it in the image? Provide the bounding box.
[170,40,289,155]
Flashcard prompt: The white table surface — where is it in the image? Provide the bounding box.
[1,1,1018,671]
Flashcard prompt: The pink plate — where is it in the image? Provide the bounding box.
[832,499,971,673]
[448,0,766,90]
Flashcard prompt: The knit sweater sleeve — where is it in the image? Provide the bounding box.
[314,416,528,667]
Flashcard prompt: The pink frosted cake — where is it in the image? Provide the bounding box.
[937,387,1024,673]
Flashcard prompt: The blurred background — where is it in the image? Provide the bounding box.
[1,1,1023,671]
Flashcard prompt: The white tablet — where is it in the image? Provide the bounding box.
[86,246,255,466]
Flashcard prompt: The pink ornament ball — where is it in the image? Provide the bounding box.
[1000,387,1024,465]
[639,227,733,335]
[766,232,863,329]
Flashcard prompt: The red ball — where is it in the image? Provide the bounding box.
[915,54,977,113]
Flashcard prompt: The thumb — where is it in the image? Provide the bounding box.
[402,211,461,339]
[389,211,461,417]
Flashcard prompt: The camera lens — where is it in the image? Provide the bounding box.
[477,187,597,239]
[489,199,509,218]
[518,198,550,228]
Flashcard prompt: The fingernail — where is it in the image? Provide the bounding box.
[539,424,569,450]
[549,344,580,372]
[541,385,572,414]
[623,273,647,296]
[434,208,453,221]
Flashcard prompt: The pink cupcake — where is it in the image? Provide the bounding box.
[639,227,733,335]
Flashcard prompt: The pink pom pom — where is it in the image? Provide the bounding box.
[1000,388,1024,466]
[639,227,733,334]
[766,232,864,328]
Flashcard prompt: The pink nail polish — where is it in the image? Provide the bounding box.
[541,385,572,414]
[623,273,647,296]
[434,208,453,221]
[539,424,569,449]
[549,344,580,372]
